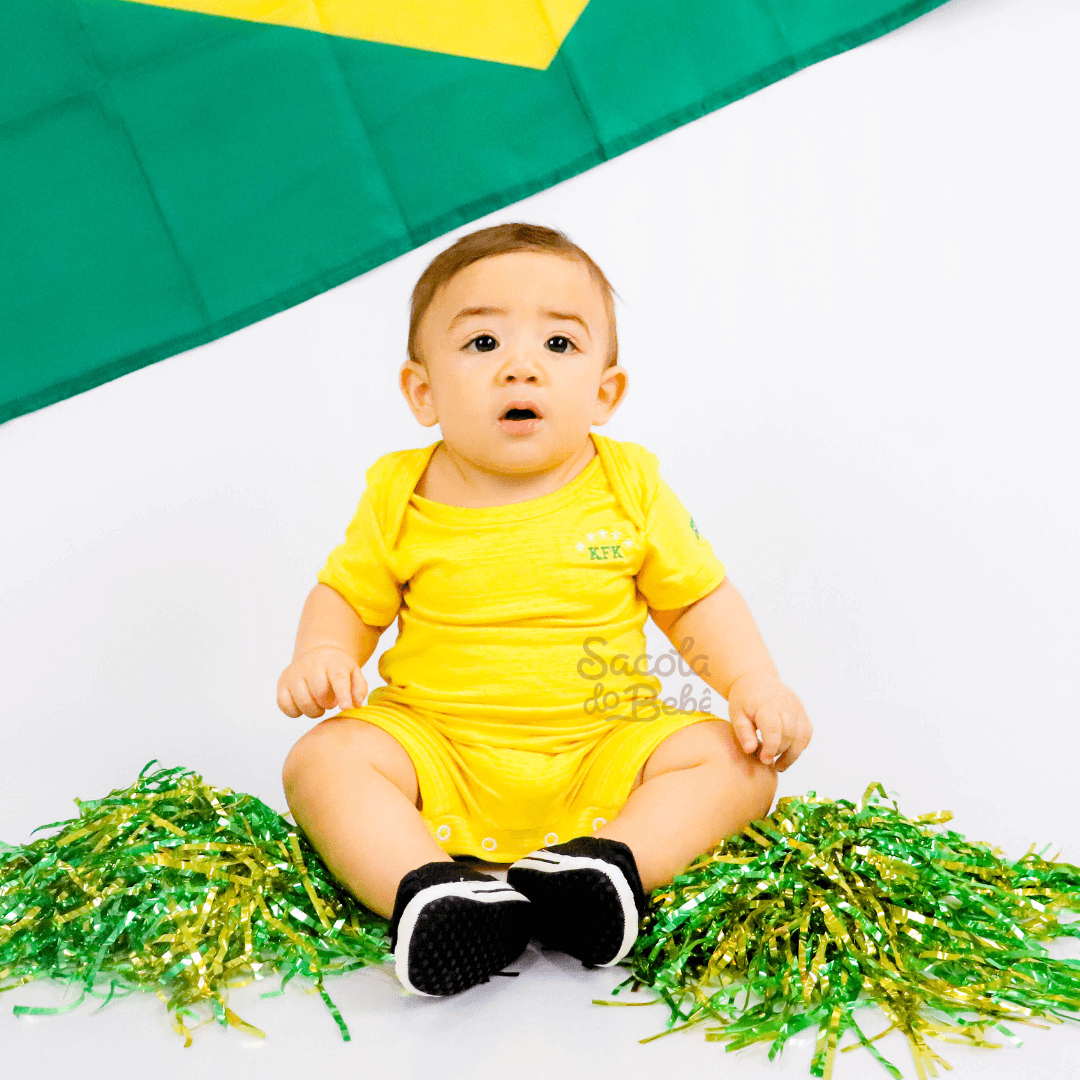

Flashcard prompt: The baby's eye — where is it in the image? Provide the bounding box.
[466,334,498,353]
[546,335,575,354]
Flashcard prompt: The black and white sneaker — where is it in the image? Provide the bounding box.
[388,861,533,996]
[506,836,646,968]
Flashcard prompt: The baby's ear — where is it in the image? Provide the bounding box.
[400,359,439,427]
[593,363,629,425]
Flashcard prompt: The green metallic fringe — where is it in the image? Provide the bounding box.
[603,782,1080,1080]
[0,763,390,1044]
[4,768,1079,1072]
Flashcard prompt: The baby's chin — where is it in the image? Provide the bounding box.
[445,426,591,477]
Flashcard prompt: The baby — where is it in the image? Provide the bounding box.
[277,224,812,997]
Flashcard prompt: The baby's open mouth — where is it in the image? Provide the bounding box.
[498,402,544,434]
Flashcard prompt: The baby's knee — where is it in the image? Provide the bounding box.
[282,718,418,803]
[646,718,741,776]
[283,719,339,795]
[705,721,778,816]
[650,720,777,817]
[742,757,779,820]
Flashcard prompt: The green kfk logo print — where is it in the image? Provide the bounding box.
[574,528,633,561]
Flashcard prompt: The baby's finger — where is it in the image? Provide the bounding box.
[772,710,797,761]
[756,707,784,764]
[296,676,328,719]
[729,709,759,756]
[351,667,368,709]
[775,714,813,771]
[327,667,356,712]
[276,682,302,719]
[307,671,339,711]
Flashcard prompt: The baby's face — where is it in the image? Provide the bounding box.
[403,250,626,476]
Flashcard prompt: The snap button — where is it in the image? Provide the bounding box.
[481,837,497,852]
[592,817,607,830]
[436,824,451,841]
[544,832,559,846]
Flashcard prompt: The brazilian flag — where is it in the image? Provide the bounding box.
[1,0,951,424]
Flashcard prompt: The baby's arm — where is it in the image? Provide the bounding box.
[651,578,812,770]
[277,583,389,718]
[279,585,447,917]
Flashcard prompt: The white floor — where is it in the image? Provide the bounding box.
[7,932,1080,1080]
[3,0,1079,1076]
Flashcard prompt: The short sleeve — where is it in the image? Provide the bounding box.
[635,477,726,611]
[317,488,402,628]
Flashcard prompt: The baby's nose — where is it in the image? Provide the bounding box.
[496,344,545,384]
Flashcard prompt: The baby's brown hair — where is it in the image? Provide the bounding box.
[408,223,618,367]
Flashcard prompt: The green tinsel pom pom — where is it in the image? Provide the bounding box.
[606,782,1080,1080]
[0,762,391,1043]
[4,766,1080,1074]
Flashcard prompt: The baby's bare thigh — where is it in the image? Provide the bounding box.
[283,717,421,809]
[628,719,750,792]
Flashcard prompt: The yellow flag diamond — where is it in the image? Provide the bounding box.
[121,1,592,69]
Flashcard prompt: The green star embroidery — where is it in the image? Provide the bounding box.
[690,516,701,539]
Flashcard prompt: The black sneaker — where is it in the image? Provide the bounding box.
[506,836,646,968]
[388,861,533,996]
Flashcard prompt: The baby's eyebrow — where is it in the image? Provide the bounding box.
[449,305,506,327]
[543,310,590,337]
[448,305,591,338]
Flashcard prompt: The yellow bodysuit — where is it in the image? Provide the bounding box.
[317,433,727,861]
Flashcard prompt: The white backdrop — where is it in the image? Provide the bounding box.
[2,0,1078,1075]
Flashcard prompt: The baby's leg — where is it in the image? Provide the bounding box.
[507,720,774,969]
[282,718,452,918]
[596,719,777,892]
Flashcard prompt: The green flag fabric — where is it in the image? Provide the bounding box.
[1,0,951,425]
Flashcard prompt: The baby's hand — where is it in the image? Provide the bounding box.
[728,672,812,771]
[276,646,368,719]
